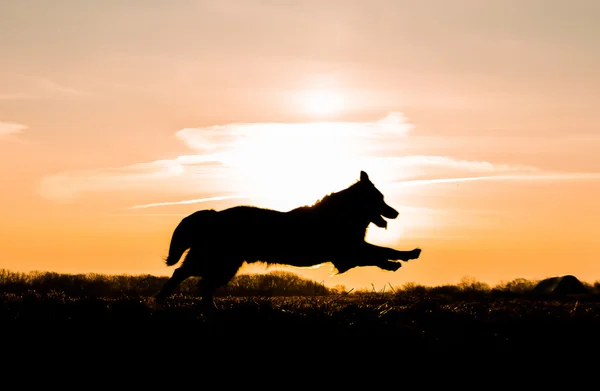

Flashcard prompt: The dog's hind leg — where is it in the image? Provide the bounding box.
[155,266,192,304]
[196,259,243,312]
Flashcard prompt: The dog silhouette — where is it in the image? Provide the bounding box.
[155,171,421,308]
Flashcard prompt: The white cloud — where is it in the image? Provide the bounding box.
[174,112,412,153]
[39,112,414,204]
[388,155,535,173]
[37,111,600,210]
[362,155,539,185]
[0,121,27,140]
[124,164,600,210]
[0,73,90,101]
[0,92,33,101]
[34,77,90,97]
[129,195,248,210]
[175,126,240,153]
[38,159,227,201]
[390,172,600,189]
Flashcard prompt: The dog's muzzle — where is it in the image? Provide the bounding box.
[381,204,399,219]
[371,203,399,229]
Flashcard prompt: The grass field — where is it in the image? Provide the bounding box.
[2,269,599,349]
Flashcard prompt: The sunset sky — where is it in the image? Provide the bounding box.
[1,0,599,290]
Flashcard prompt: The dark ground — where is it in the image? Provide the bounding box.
[2,290,599,350]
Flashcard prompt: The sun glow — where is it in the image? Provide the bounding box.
[302,89,345,117]
[224,122,363,211]
[208,113,415,212]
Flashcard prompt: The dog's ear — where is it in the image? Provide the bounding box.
[360,171,369,182]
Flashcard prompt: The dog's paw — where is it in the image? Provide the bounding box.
[401,248,421,261]
[411,248,422,259]
[382,261,402,272]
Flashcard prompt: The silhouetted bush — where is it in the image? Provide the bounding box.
[495,278,538,294]
[457,276,491,293]
[0,269,335,298]
[429,284,461,296]
[3,268,600,347]
[1,268,599,300]
[218,271,335,296]
[400,282,428,295]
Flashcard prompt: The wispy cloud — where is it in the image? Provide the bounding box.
[38,159,228,201]
[0,121,27,141]
[33,76,90,97]
[39,112,414,203]
[129,195,248,210]
[390,172,600,188]
[126,171,600,211]
[0,73,91,101]
[385,155,536,173]
[174,111,413,153]
[0,92,33,101]
[37,111,600,211]
[364,155,539,184]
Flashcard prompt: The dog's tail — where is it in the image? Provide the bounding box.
[163,210,215,266]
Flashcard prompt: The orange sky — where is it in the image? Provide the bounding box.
[1,1,599,290]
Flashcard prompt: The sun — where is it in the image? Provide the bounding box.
[302,89,345,117]
[226,122,363,211]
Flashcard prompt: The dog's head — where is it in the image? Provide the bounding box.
[355,171,399,229]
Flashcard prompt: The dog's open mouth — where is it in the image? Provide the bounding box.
[372,215,388,229]
[373,205,399,229]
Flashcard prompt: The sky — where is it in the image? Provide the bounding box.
[1,0,599,290]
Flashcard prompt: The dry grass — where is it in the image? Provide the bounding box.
[2,268,600,349]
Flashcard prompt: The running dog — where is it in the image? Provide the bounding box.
[155,171,422,307]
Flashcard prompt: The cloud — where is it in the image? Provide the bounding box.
[38,159,229,201]
[0,73,90,101]
[124,163,600,210]
[129,195,248,210]
[39,160,210,201]
[174,111,412,153]
[0,121,27,141]
[37,111,600,210]
[175,126,241,153]
[39,112,414,203]
[33,77,90,97]
[386,155,535,173]
[362,155,539,184]
[0,93,33,101]
[390,172,600,189]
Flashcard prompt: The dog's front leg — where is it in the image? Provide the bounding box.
[362,243,421,261]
